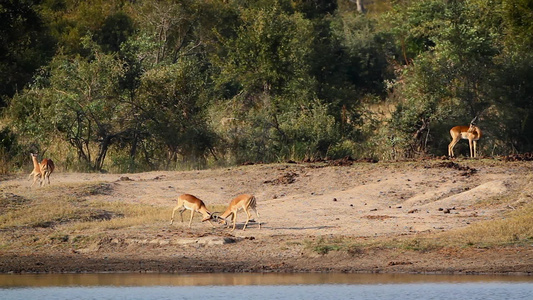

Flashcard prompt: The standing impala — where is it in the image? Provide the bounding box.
[448,117,482,158]
[217,194,260,231]
[170,194,214,228]
[29,153,55,187]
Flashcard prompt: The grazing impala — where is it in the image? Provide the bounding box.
[29,153,55,187]
[448,117,482,158]
[170,194,214,228]
[217,194,260,231]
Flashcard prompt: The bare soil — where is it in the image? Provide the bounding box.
[1,158,532,275]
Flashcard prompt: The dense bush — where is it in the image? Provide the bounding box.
[2,0,533,172]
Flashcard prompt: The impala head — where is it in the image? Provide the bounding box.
[467,117,478,133]
[466,116,478,132]
[209,212,227,225]
[30,152,38,158]
[201,213,214,222]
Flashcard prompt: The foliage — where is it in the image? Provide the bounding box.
[211,2,316,103]
[0,0,56,107]
[0,127,20,174]
[9,37,127,171]
[134,57,215,168]
[2,0,533,172]
[384,0,510,158]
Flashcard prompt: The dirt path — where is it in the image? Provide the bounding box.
[1,159,532,274]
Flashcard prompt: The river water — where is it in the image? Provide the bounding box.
[1,273,532,300]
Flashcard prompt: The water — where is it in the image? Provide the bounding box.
[1,273,532,300]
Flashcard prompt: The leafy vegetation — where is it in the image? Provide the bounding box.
[2,0,533,173]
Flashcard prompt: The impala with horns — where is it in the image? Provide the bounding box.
[216,194,260,231]
[170,194,215,228]
[448,117,482,158]
[29,153,55,187]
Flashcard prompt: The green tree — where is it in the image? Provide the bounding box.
[114,0,223,169]
[212,2,315,103]
[489,0,533,153]
[210,2,332,162]
[0,0,55,107]
[38,0,130,56]
[327,8,394,109]
[384,0,502,158]
[9,38,127,170]
[133,57,215,168]
[95,11,136,53]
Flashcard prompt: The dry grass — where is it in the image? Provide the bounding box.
[306,205,533,255]
[401,175,533,250]
[306,198,533,255]
[441,202,533,247]
[3,162,533,257]
[1,183,163,229]
[0,180,231,252]
[0,182,166,251]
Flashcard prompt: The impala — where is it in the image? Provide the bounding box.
[170,194,214,228]
[217,194,260,231]
[29,153,55,187]
[448,117,482,158]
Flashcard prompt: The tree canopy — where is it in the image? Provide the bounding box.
[2,0,533,172]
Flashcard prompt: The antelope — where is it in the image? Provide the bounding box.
[448,117,482,158]
[170,194,215,228]
[29,153,55,187]
[217,194,260,231]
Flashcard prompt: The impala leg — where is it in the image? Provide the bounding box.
[188,210,195,228]
[468,139,474,158]
[170,206,180,224]
[171,207,186,225]
[473,140,477,158]
[231,212,237,231]
[206,215,215,227]
[253,207,261,229]
[179,207,187,223]
[31,174,39,187]
[448,138,459,157]
[243,208,252,231]
[448,141,453,157]
[220,215,229,227]
[227,214,233,228]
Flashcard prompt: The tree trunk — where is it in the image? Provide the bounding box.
[95,135,113,171]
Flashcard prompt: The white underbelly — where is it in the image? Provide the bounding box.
[460,132,478,140]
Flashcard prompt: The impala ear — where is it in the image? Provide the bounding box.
[470,116,478,125]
